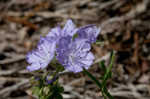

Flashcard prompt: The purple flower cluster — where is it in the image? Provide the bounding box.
[26,19,100,73]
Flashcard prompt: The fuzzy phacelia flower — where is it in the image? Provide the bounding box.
[26,37,56,71]
[26,19,100,73]
[56,37,95,73]
[77,24,100,43]
[46,19,78,43]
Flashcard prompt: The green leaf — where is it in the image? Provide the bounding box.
[107,71,112,78]
[58,86,64,93]
[102,51,115,82]
[32,86,40,96]
[99,60,106,72]
[101,51,115,99]
[83,68,102,89]
[103,86,114,99]
[55,94,63,99]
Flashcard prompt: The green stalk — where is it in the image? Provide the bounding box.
[83,68,102,89]
[83,51,115,99]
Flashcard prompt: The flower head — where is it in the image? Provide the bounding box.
[56,37,95,73]
[26,19,99,73]
[62,19,78,36]
[77,24,100,43]
[47,19,78,42]
[26,37,56,71]
[46,26,61,42]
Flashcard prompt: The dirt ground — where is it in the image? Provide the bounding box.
[0,0,150,99]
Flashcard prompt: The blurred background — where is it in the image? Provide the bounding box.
[0,0,150,99]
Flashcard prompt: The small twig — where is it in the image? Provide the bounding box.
[110,83,150,99]
[0,55,25,65]
[0,77,27,82]
[0,79,29,97]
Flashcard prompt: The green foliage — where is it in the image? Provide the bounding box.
[31,51,115,99]
[32,77,64,99]
[31,66,64,99]
[99,60,106,73]
[83,51,115,99]
[83,68,102,88]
